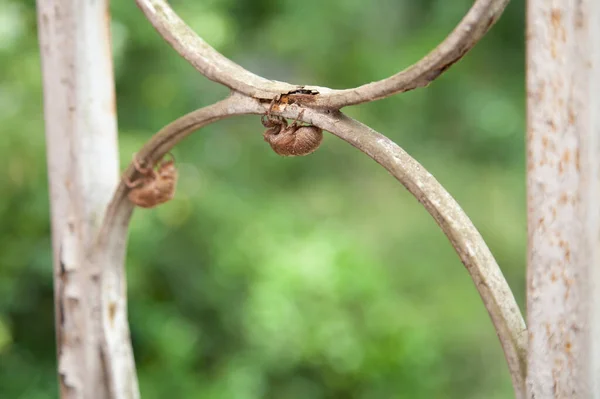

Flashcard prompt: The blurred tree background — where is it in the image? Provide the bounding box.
[0,0,525,398]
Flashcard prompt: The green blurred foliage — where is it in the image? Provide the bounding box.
[0,0,525,397]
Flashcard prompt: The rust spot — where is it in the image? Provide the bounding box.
[558,160,564,175]
[563,270,574,300]
[104,98,116,116]
[563,271,573,286]
[559,193,568,204]
[538,216,545,228]
[104,1,111,29]
[552,207,557,219]
[562,149,571,164]
[551,272,558,282]
[575,149,581,171]
[549,9,567,55]
[568,107,576,125]
[565,341,572,352]
[560,240,571,262]
[108,302,117,326]
[551,8,562,28]
[574,6,585,29]
[527,147,535,167]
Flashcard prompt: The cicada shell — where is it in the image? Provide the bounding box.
[125,154,178,208]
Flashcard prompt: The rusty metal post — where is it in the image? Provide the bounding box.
[526,1,600,397]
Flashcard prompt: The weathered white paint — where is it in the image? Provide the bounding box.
[526,1,600,397]
[36,0,139,397]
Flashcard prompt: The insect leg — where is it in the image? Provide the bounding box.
[131,156,158,182]
[289,109,305,129]
[161,152,176,166]
[123,175,144,188]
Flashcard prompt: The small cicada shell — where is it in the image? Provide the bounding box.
[261,110,323,157]
[124,153,178,208]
